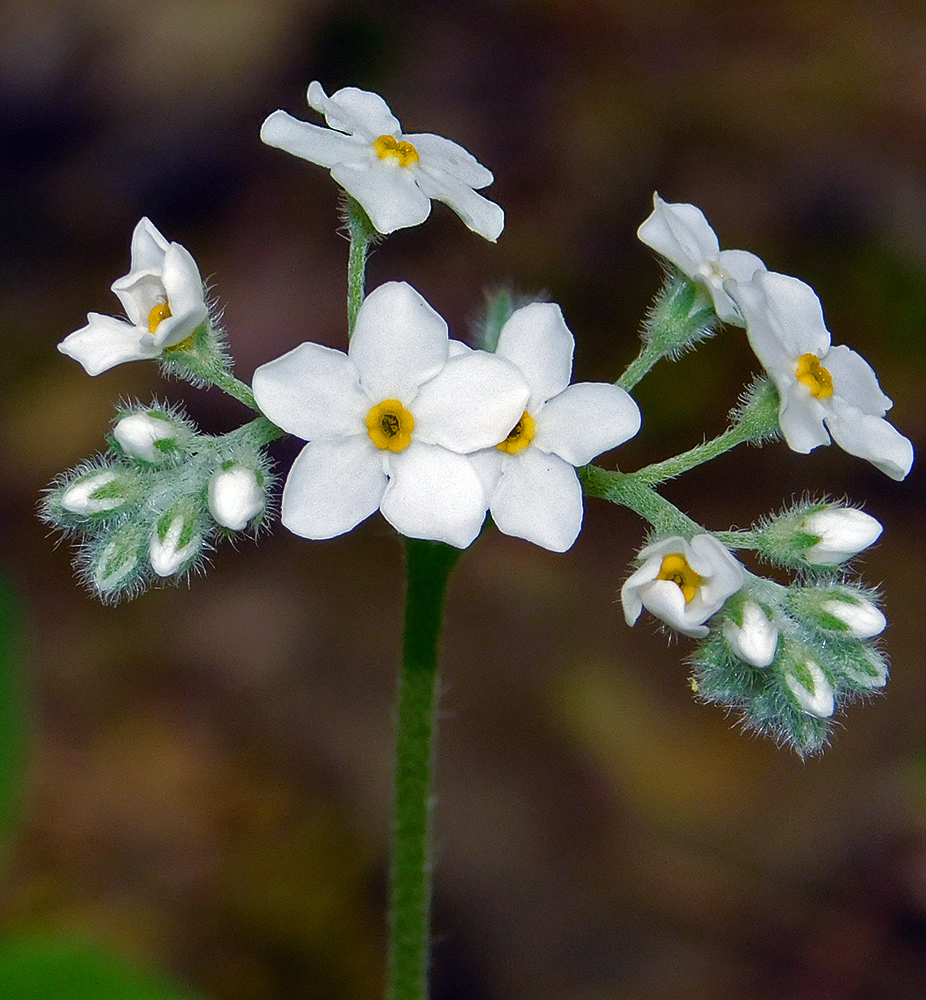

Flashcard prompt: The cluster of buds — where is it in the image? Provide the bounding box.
[623,504,889,755]
[42,404,272,603]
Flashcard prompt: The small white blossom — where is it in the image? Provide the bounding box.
[113,412,179,463]
[149,516,200,577]
[821,597,887,639]
[637,193,766,325]
[61,471,122,514]
[469,303,640,552]
[723,600,779,667]
[734,271,913,481]
[261,82,504,240]
[58,218,208,375]
[252,282,529,548]
[800,508,882,566]
[784,659,835,718]
[621,534,745,638]
[208,466,266,531]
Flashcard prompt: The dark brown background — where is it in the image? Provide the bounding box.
[1,1,925,997]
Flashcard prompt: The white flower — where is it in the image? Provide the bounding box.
[621,534,745,638]
[58,218,208,375]
[469,303,640,552]
[637,193,766,325]
[784,659,835,718]
[800,508,882,566]
[251,281,529,548]
[261,82,504,240]
[113,412,179,463]
[208,466,266,531]
[735,271,913,481]
[723,600,779,667]
[149,516,200,577]
[820,596,886,639]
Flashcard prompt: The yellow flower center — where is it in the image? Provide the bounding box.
[148,301,172,333]
[658,553,703,603]
[366,399,414,452]
[496,411,536,455]
[795,353,834,399]
[373,134,420,167]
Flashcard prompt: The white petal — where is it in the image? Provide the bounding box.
[641,579,709,638]
[260,110,366,168]
[380,443,487,548]
[350,282,448,402]
[153,243,208,347]
[127,217,169,274]
[307,81,401,139]
[413,352,529,453]
[495,303,574,407]
[636,194,720,275]
[489,448,583,552]
[825,345,893,415]
[252,342,368,440]
[534,382,640,466]
[778,389,831,453]
[413,166,504,241]
[407,132,494,189]
[621,555,665,626]
[58,314,160,375]
[468,447,504,496]
[751,271,832,359]
[825,407,914,481]
[332,159,432,234]
[281,438,385,539]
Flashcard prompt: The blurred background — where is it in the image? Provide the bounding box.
[1,0,925,997]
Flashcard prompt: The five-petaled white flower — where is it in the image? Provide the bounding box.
[637,193,766,325]
[622,534,745,638]
[251,281,529,549]
[734,271,914,481]
[261,82,504,241]
[469,303,641,552]
[58,218,208,376]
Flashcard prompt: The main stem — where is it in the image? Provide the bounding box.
[389,539,463,1000]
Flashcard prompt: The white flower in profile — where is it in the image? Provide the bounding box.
[800,507,882,566]
[734,271,913,481]
[637,193,766,325]
[469,303,640,552]
[58,218,208,375]
[261,82,504,240]
[621,534,745,638]
[252,281,529,549]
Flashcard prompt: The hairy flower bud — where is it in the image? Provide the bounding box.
[113,410,186,464]
[149,511,202,577]
[800,508,882,566]
[208,465,265,531]
[722,599,779,668]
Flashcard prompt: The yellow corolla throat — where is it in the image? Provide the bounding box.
[148,301,172,333]
[366,399,415,452]
[496,411,536,455]
[658,553,703,604]
[373,134,420,167]
[795,353,834,400]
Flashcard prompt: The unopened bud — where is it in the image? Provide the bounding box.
[820,596,886,639]
[800,508,882,566]
[208,465,265,531]
[61,470,128,514]
[149,513,201,577]
[722,600,778,668]
[783,657,835,719]
[113,411,183,463]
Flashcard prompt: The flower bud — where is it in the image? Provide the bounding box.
[208,465,265,530]
[112,410,184,463]
[820,596,886,639]
[149,512,201,577]
[783,656,835,719]
[800,508,882,566]
[722,600,778,668]
[61,469,131,515]
[87,524,146,599]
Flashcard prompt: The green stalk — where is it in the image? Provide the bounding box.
[388,539,463,1000]
[346,196,378,336]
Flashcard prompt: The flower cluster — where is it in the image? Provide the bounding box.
[42,403,272,602]
[252,282,640,551]
[621,498,890,755]
[639,195,913,481]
